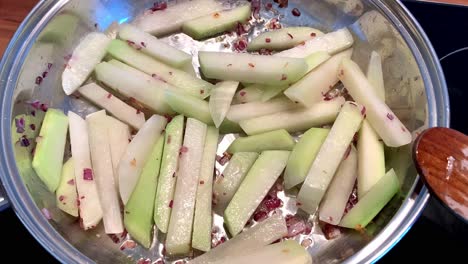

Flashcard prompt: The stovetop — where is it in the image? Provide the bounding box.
[0,1,467,263]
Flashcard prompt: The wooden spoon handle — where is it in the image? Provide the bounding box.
[413,127,468,222]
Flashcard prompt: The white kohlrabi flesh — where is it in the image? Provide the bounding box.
[284,49,353,107]
[55,158,78,217]
[239,96,345,135]
[232,85,264,104]
[319,146,358,225]
[366,51,386,101]
[190,213,288,264]
[166,118,207,256]
[118,23,191,68]
[106,116,131,192]
[134,0,224,36]
[78,82,146,130]
[62,32,111,95]
[297,101,365,214]
[86,110,123,234]
[227,96,298,123]
[248,27,324,51]
[275,28,354,58]
[209,81,239,128]
[118,115,167,204]
[68,111,103,230]
[338,58,412,147]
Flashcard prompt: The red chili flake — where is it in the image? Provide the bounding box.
[151,73,166,83]
[340,69,344,76]
[239,91,246,97]
[172,172,176,178]
[322,223,342,240]
[47,63,53,70]
[163,114,173,123]
[199,180,205,185]
[286,33,294,39]
[20,136,30,147]
[259,48,273,55]
[42,71,48,78]
[200,89,205,94]
[253,210,268,222]
[29,123,35,131]
[35,76,43,85]
[107,93,112,99]
[137,258,151,264]
[233,38,248,52]
[150,2,167,12]
[296,201,302,206]
[67,179,75,185]
[31,110,36,116]
[361,106,366,116]
[166,135,172,144]
[40,103,48,112]
[276,0,289,8]
[387,113,394,120]
[130,158,137,167]
[281,74,288,81]
[140,41,146,47]
[168,71,173,76]
[76,198,81,207]
[168,200,173,208]
[265,38,271,43]
[41,208,52,220]
[292,8,301,16]
[401,126,406,132]
[235,22,248,36]
[59,195,65,202]
[179,146,189,154]
[227,63,233,67]
[15,117,25,133]
[248,62,255,68]
[80,195,85,200]
[310,32,317,37]
[136,109,141,115]
[213,12,221,18]
[83,168,93,181]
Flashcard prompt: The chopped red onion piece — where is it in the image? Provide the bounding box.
[150,2,167,12]
[292,8,301,16]
[83,168,94,181]
[35,76,43,85]
[20,136,30,147]
[387,113,394,120]
[15,117,25,133]
[322,223,342,240]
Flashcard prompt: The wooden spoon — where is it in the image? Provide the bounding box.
[413,127,468,222]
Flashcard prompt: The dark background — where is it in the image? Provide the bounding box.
[1,0,468,263]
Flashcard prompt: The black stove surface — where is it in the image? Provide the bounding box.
[1,1,467,263]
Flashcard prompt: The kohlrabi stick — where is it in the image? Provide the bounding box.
[319,146,358,225]
[86,110,123,234]
[68,111,103,230]
[125,135,165,248]
[284,128,329,189]
[166,118,207,256]
[357,120,385,198]
[275,28,354,58]
[199,51,308,85]
[227,129,295,153]
[32,108,68,192]
[107,40,213,98]
[213,152,259,214]
[297,102,365,214]
[62,32,111,95]
[134,0,224,36]
[182,4,251,40]
[232,85,264,104]
[94,62,174,114]
[78,82,146,130]
[192,127,219,252]
[248,27,324,51]
[154,115,184,233]
[284,49,352,107]
[224,151,290,236]
[239,96,345,135]
[190,213,288,264]
[118,23,191,68]
[56,158,78,217]
[338,58,412,147]
[366,51,386,101]
[339,169,399,229]
[118,115,167,204]
[106,116,130,192]
[209,81,239,128]
[227,96,297,123]
[212,240,312,264]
